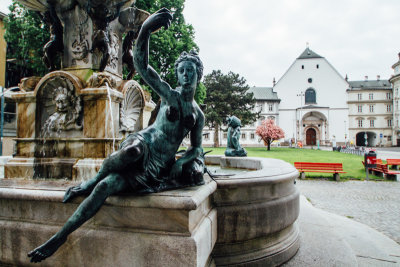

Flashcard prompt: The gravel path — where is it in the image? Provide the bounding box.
[296,179,400,244]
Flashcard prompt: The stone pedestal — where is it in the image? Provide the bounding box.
[0,179,217,267]
[206,156,300,266]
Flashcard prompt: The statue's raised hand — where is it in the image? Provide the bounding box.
[142,7,173,33]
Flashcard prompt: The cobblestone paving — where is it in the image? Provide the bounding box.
[296,179,400,244]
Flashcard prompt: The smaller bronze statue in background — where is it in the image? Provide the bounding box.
[225,116,247,157]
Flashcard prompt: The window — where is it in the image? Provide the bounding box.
[268,116,275,120]
[386,92,392,99]
[369,105,374,113]
[305,88,316,104]
[223,133,227,139]
[388,119,393,127]
[204,133,209,140]
[388,136,392,141]
[308,78,312,83]
[358,93,362,100]
[397,120,399,127]
[241,133,246,139]
[268,104,273,111]
[396,88,399,96]
[370,120,375,127]
[396,101,399,110]
[358,120,363,128]
[369,93,373,100]
[301,65,304,69]
[251,133,255,139]
[316,64,319,69]
[358,105,362,112]
[387,105,392,112]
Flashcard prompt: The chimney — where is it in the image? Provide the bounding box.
[365,75,368,81]
[377,75,380,81]
[345,74,348,81]
[273,77,276,86]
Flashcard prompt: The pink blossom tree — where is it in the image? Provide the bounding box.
[255,119,285,151]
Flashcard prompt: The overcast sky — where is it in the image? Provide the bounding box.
[184,0,400,87]
[2,0,400,87]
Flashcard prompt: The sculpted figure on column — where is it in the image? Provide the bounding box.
[28,8,206,263]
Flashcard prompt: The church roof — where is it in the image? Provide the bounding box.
[348,80,391,90]
[248,87,280,101]
[297,48,323,59]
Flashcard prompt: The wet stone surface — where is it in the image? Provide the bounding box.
[296,179,400,244]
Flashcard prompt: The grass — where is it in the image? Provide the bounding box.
[202,147,384,180]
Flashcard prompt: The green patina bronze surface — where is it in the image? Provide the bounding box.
[28,8,206,263]
[225,116,247,157]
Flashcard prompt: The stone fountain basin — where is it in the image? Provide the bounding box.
[0,155,299,266]
[205,155,300,266]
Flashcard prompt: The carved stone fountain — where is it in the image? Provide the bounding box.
[0,2,300,266]
[4,0,155,181]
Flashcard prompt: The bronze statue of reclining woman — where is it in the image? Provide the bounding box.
[28,8,206,263]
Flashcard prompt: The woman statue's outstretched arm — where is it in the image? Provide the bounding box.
[134,8,173,100]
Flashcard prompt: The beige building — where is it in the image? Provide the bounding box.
[389,53,400,146]
[0,12,6,87]
[347,77,393,147]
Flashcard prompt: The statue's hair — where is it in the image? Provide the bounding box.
[54,86,71,100]
[174,49,203,84]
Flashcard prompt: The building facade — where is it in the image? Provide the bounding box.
[389,53,400,146]
[347,78,393,147]
[273,48,349,146]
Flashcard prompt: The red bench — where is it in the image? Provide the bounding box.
[294,162,346,181]
[362,158,383,166]
[386,159,400,170]
[371,163,400,180]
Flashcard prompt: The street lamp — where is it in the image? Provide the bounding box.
[297,92,305,143]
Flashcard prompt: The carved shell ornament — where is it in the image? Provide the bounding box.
[120,81,145,133]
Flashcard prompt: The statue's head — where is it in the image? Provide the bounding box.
[227,116,241,128]
[174,49,203,86]
[53,87,72,113]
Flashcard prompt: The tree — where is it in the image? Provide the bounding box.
[255,119,285,151]
[4,1,50,85]
[135,0,199,102]
[203,70,258,147]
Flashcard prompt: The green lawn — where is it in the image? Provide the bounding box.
[202,147,383,180]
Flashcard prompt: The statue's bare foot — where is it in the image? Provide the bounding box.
[27,235,66,263]
[63,185,88,203]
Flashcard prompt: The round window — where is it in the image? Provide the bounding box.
[308,78,312,83]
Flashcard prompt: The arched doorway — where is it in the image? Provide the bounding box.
[356,132,377,147]
[306,128,317,145]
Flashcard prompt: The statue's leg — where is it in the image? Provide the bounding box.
[63,139,144,202]
[28,173,129,263]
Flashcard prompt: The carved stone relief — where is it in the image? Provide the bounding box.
[87,72,117,88]
[36,75,83,138]
[71,5,90,65]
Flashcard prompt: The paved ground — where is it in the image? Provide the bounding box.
[296,179,400,244]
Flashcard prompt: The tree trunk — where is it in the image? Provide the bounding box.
[214,124,220,147]
[267,139,271,151]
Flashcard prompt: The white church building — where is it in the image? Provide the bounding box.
[273,48,349,146]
